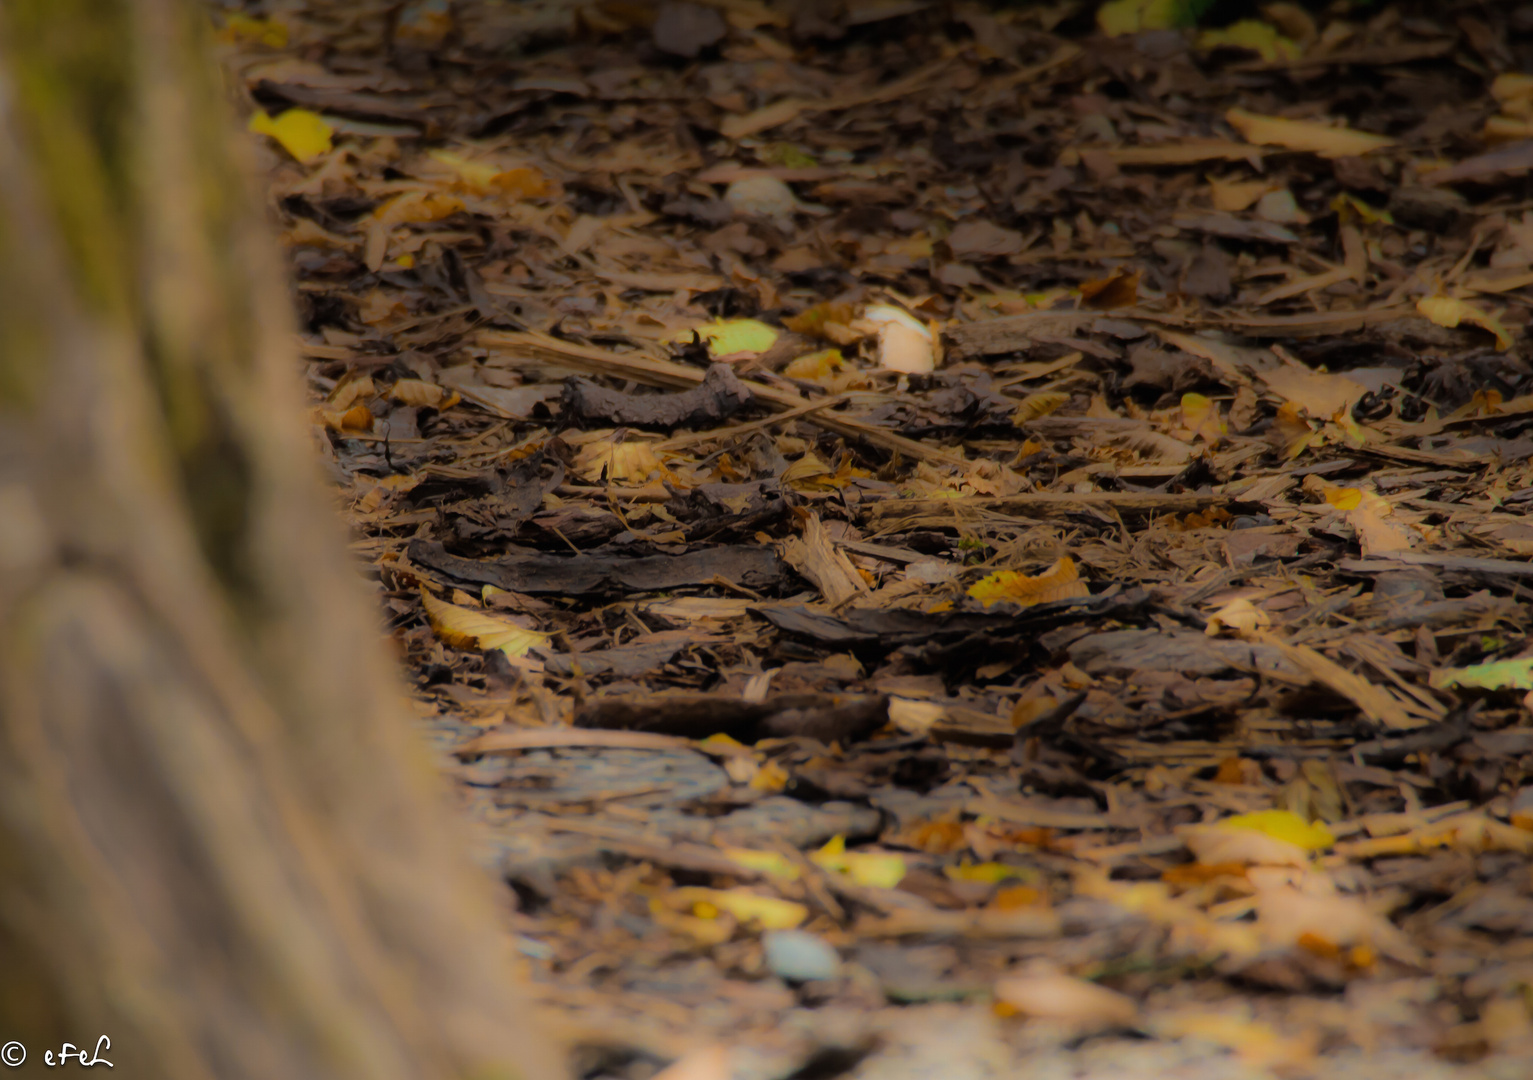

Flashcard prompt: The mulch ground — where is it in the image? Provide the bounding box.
[224,2,1533,1076]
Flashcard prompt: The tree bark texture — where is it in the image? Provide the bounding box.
[0,2,562,1078]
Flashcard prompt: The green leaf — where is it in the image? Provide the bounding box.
[1430,657,1533,692]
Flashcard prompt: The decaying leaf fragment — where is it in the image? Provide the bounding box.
[968,557,1090,608]
[1416,295,1514,350]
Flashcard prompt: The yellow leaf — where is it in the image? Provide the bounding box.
[390,378,459,409]
[1224,810,1335,850]
[721,847,802,881]
[944,861,1032,884]
[248,108,333,163]
[317,403,374,433]
[674,318,779,358]
[425,153,549,198]
[1416,295,1513,350]
[219,13,288,47]
[1324,486,1363,511]
[427,149,502,193]
[1330,193,1393,225]
[782,348,845,381]
[673,887,807,930]
[1272,401,1321,461]
[1209,177,1273,213]
[750,760,790,792]
[572,437,664,485]
[1097,0,1187,36]
[968,557,1090,609]
[374,190,468,227]
[1198,20,1300,63]
[1205,597,1270,637]
[1179,392,1225,443]
[810,835,907,888]
[419,588,548,659]
[494,166,551,199]
[1226,107,1394,158]
[1012,391,1069,425]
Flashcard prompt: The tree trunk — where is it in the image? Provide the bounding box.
[0,3,562,1078]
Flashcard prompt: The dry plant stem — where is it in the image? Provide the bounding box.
[0,3,561,1078]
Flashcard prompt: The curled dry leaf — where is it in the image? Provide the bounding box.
[1078,267,1140,310]
[419,587,548,663]
[968,556,1090,609]
[1205,597,1270,636]
[390,378,459,409]
[1416,295,1513,350]
[1012,391,1069,426]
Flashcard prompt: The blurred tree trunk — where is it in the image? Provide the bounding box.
[0,2,563,1078]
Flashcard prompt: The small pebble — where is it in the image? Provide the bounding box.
[763,929,841,982]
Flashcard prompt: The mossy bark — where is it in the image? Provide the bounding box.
[0,3,562,1078]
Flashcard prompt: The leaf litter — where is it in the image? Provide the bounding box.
[225,2,1533,1076]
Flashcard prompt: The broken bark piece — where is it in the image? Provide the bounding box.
[409,538,788,595]
[561,363,751,430]
[575,692,890,744]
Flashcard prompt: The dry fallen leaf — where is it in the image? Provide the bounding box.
[390,378,460,410]
[1226,107,1394,158]
[1205,597,1270,636]
[1416,295,1514,350]
[968,557,1090,608]
[419,588,548,662]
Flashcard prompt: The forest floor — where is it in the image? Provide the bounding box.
[225,2,1533,1076]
